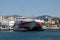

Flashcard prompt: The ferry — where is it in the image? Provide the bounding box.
[13,19,44,31]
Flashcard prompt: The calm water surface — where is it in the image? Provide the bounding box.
[0,30,60,40]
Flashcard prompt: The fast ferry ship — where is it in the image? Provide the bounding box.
[13,18,44,31]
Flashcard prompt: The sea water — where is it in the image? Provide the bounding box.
[0,30,60,40]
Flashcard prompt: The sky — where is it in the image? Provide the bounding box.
[0,0,60,17]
